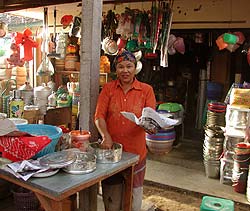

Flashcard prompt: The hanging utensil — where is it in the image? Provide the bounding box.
[160,0,174,67]
[47,6,61,58]
[37,7,54,76]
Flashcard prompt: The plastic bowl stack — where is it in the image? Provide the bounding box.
[146,126,176,154]
[232,142,250,194]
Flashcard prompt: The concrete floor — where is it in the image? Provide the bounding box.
[145,137,250,206]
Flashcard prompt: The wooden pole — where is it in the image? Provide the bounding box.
[79,1,102,145]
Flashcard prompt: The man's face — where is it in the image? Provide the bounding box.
[116,60,136,84]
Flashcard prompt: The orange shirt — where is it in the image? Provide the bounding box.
[94,79,156,161]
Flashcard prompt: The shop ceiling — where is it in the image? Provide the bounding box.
[0,0,150,31]
[0,0,151,13]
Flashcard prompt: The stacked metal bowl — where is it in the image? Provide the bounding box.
[203,125,224,178]
[206,102,226,127]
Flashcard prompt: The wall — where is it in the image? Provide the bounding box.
[10,0,250,31]
[103,0,250,29]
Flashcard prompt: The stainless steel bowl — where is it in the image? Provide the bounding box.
[88,142,122,163]
[63,151,96,174]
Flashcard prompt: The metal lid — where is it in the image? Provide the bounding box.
[18,82,33,91]
[39,151,77,169]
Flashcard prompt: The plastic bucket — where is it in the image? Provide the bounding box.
[146,129,176,141]
[69,130,91,151]
[207,82,223,100]
[146,139,174,154]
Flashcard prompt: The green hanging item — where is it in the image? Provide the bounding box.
[133,13,142,38]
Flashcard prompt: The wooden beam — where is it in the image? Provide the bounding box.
[0,0,154,13]
[0,0,81,12]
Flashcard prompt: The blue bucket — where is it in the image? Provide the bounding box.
[17,124,62,158]
[207,82,223,100]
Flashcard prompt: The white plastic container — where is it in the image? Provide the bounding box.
[8,118,28,125]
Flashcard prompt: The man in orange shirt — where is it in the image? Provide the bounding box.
[94,50,156,211]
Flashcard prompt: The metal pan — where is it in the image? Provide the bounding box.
[88,142,122,163]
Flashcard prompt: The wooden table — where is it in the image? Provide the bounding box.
[0,152,139,211]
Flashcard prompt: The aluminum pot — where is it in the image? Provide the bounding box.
[63,151,96,174]
[88,142,122,163]
[204,159,220,178]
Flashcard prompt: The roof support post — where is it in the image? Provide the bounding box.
[78,0,102,142]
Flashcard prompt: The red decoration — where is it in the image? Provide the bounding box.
[61,15,73,29]
[14,28,38,62]
[6,43,25,67]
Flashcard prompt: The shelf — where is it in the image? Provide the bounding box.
[55,70,80,74]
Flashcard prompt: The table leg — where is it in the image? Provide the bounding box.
[78,184,98,211]
[35,193,76,211]
[122,165,134,211]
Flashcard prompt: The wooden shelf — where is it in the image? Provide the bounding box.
[44,106,72,130]
[55,70,80,74]
[54,70,108,89]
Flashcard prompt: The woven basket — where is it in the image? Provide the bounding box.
[12,186,40,211]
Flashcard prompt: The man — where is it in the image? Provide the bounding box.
[94,49,156,211]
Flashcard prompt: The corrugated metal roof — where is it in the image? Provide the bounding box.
[0,13,42,32]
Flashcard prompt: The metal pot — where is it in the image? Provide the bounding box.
[88,142,122,163]
[34,84,52,99]
[63,151,96,174]
[19,82,33,105]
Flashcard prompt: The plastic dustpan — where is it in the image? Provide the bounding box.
[200,196,234,211]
